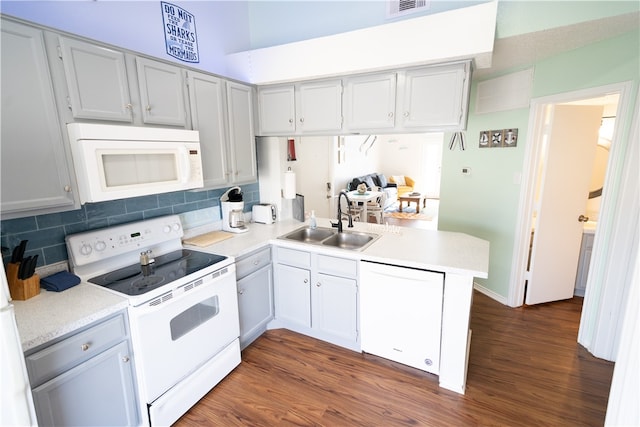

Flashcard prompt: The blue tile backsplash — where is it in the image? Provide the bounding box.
[1,183,259,269]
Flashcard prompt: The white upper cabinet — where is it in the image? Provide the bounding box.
[188,75,257,188]
[295,80,343,133]
[257,85,295,135]
[187,71,228,188]
[58,37,133,122]
[344,72,397,131]
[397,62,470,130]
[1,20,78,218]
[257,79,343,135]
[226,81,257,185]
[58,37,188,127]
[135,57,188,127]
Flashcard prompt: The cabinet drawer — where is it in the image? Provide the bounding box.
[317,255,357,278]
[236,246,272,280]
[26,312,127,387]
[276,247,311,269]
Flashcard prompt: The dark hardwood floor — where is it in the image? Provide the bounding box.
[175,292,614,426]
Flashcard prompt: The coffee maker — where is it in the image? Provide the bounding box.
[221,187,248,233]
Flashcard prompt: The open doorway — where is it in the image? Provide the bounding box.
[524,97,616,305]
[508,82,636,362]
[330,133,443,229]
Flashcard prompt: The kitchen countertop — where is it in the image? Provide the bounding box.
[12,283,128,352]
[186,217,489,278]
[13,217,489,353]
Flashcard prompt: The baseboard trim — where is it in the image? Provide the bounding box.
[473,282,508,305]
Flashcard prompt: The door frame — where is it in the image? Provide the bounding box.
[524,104,604,305]
[508,81,640,360]
[508,81,634,309]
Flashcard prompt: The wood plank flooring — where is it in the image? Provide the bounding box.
[175,292,614,427]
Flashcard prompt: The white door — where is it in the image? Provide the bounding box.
[526,104,603,305]
[292,136,333,218]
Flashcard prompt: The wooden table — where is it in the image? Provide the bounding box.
[347,190,383,220]
[398,193,426,213]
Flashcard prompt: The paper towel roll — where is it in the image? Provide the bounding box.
[283,170,296,199]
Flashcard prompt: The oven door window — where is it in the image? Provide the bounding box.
[170,295,219,341]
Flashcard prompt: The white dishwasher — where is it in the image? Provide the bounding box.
[360,261,444,375]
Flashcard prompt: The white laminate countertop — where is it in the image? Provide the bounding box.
[12,283,128,352]
[185,217,490,278]
[13,217,490,352]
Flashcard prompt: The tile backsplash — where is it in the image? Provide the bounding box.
[1,183,259,269]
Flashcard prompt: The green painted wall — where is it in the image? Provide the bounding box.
[496,1,639,38]
[439,29,640,299]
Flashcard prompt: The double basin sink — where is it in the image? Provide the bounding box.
[279,226,380,251]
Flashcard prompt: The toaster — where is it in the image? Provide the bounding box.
[252,203,276,224]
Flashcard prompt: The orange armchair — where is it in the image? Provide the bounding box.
[388,176,415,198]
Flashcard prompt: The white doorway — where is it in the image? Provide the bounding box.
[509,84,631,308]
[508,82,636,361]
[525,103,606,305]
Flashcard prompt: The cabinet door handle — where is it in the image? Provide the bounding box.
[81,343,90,351]
[122,356,130,363]
[145,105,151,112]
[303,279,308,284]
[299,117,304,123]
[404,111,410,117]
[125,103,133,110]
[578,215,589,222]
[388,112,394,119]
[238,289,245,295]
[288,118,294,124]
[316,282,321,287]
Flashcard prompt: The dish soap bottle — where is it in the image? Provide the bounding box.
[310,210,317,229]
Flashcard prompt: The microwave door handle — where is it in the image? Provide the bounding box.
[178,146,190,183]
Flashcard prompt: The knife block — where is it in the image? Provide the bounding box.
[6,262,40,300]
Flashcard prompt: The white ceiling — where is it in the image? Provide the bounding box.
[474,11,640,79]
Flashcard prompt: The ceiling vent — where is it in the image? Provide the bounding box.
[387,0,430,18]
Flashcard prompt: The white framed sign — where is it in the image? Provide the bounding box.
[161,2,199,63]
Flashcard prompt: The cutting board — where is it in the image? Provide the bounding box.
[182,231,233,247]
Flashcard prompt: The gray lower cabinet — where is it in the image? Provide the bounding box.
[273,246,359,350]
[574,231,595,296]
[0,19,78,219]
[236,247,274,349]
[25,311,139,426]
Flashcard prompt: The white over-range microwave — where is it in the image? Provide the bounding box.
[67,123,203,204]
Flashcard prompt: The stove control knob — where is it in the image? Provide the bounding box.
[163,225,171,233]
[80,243,92,256]
[172,223,181,232]
[95,240,107,252]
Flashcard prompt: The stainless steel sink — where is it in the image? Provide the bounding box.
[279,226,379,251]
[321,231,377,250]
[281,227,336,243]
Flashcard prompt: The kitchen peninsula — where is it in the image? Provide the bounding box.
[185,217,489,394]
[14,217,488,406]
